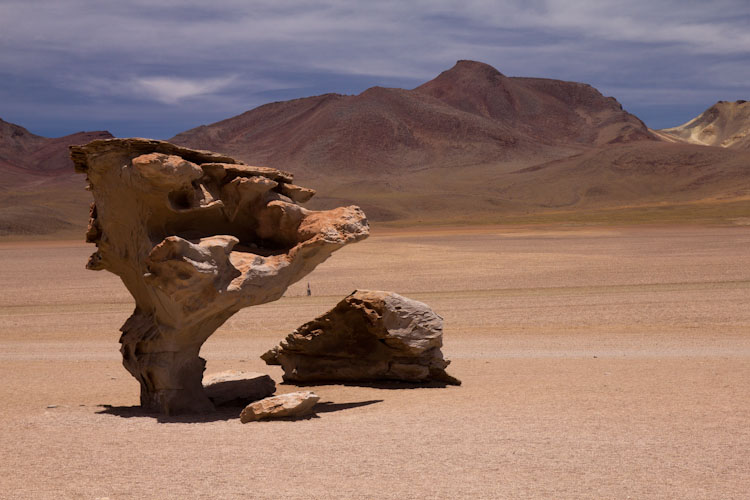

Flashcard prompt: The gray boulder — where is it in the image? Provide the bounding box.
[262,290,460,385]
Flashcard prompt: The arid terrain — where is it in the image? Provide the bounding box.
[1,58,748,498]
[1,225,748,499]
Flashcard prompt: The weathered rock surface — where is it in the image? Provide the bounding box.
[240,391,320,423]
[202,370,275,406]
[71,138,368,415]
[262,290,460,385]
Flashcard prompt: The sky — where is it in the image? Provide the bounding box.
[1,0,749,139]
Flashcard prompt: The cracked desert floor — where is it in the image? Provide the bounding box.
[1,225,749,499]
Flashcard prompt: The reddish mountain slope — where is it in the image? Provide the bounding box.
[172,60,655,180]
[0,119,112,235]
[0,119,46,162]
[1,119,112,180]
[415,61,653,145]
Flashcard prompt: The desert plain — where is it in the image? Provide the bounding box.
[0,224,748,499]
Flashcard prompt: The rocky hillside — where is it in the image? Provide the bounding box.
[0,119,112,236]
[655,100,750,150]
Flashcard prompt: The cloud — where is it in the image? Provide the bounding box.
[448,0,750,54]
[133,76,236,104]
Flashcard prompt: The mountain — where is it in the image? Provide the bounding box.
[2,60,749,237]
[1,119,112,180]
[172,60,656,180]
[171,60,749,225]
[0,119,112,236]
[654,100,750,150]
[414,61,653,145]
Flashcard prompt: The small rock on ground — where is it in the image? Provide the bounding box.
[240,391,320,423]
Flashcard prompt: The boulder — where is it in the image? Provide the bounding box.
[262,290,460,385]
[240,391,320,423]
[71,138,368,415]
[202,371,275,406]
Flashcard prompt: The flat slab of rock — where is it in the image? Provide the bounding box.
[262,290,460,385]
[239,391,320,423]
[202,370,275,406]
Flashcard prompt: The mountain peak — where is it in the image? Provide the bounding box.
[413,60,516,119]
[417,60,508,94]
[451,59,506,77]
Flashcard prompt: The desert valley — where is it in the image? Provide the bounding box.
[1,60,749,499]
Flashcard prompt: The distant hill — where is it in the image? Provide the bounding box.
[0,119,112,236]
[654,100,750,150]
[0,119,112,177]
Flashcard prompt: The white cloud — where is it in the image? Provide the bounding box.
[133,76,236,104]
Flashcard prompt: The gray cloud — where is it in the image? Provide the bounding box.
[1,0,748,136]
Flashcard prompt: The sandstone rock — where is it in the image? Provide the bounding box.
[279,183,315,203]
[71,138,368,415]
[240,391,320,423]
[202,370,275,406]
[262,290,460,385]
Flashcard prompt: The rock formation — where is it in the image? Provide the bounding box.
[240,391,320,423]
[71,138,368,415]
[262,290,460,385]
[202,371,276,406]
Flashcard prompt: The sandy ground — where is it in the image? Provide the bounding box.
[1,225,749,499]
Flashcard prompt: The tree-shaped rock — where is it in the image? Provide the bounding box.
[71,138,368,415]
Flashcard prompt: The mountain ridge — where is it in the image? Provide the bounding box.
[2,60,749,236]
[171,60,656,178]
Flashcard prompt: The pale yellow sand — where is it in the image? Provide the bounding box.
[1,226,749,499]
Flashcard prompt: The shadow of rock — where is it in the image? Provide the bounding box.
[314,400,383,413]
[283,380,454,389]
[96,398,383,423]
[96,404,238,423]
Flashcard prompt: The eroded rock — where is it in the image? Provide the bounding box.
[71,138,368,415]
[203,371,276,406]
[262,290,460,385]
[240,391,320,423]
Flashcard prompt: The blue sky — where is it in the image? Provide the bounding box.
[1,0,748,139]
